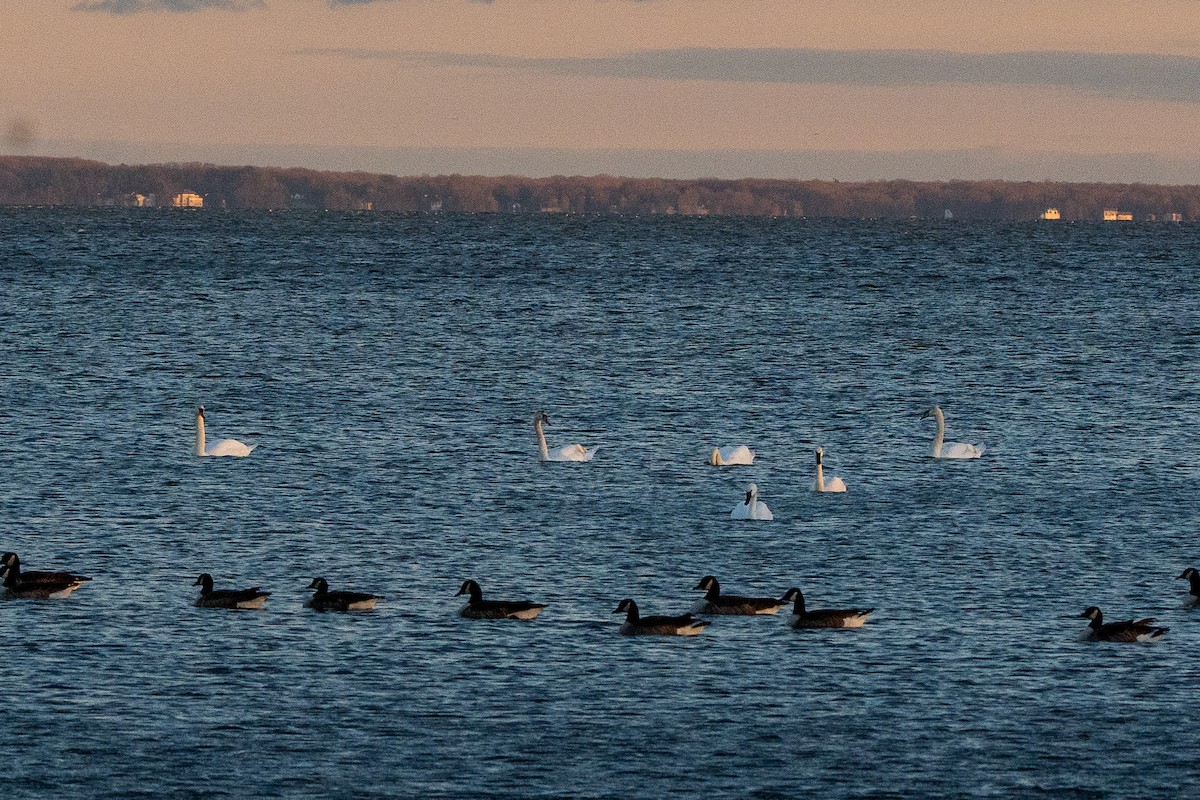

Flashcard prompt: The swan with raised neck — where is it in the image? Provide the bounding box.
[921,406,982,459]
[196,406,256,458]
[815,447,847,493]
[533,410,595,462]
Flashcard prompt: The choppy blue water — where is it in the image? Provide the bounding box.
[1,209,1198,799]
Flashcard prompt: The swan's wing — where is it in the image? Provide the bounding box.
[941,442,983,459]
[756,502,774,521]
[715,445,755,465]
[730,502,751,520]
[825,476,848,492]
[206,438,255,457]
[552,444,594,462]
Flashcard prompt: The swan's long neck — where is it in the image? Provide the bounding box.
[931,409,945,457]
[816,457,825,492]
[534,419,549,461]
[747,488,759,519]
[196,414,206,457]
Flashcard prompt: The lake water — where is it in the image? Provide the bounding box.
[1,209,1198,799]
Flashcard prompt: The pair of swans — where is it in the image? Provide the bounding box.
[729,448,847,521]
[196,406,256,458]
[534,410,598,462]
[712,443,845,492]
[922,406,983,459]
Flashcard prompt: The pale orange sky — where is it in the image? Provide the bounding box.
[5,0,1200,179]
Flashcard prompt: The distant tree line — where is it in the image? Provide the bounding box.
[2,155,1200,220]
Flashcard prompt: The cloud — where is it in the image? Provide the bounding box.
[74,0,263,12]
[297,46,1200,105]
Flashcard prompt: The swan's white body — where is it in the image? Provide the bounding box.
[814,447,847,493]
[923,406,983,459]
[709,445,755,466]
[731,483,773,521]
[196,407,256,458]
[534,411,596,462]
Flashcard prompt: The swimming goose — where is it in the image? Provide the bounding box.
[1,557,90,599]
[692,575,785,615]
[533,410,597,462]
[306,577,381,612]
[921,406,983,459]
[1178,568,1200,605]
[1078,606,1167,642]
[196,405,256,458]
[782,588,874,628]
[1,552,91,590]
[709,445,755,466]
[193,573,270,609]
[456,579,546,620]
[613,598,707,636]
[814,447,847,493]
[730,483,773,521]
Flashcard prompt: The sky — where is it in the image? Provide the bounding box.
[5,0,1200,181]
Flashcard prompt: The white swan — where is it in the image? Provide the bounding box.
[814,447,847,493]
[533,410,597,462]
[922,406,983,459]
[196,406,256,458]
[731,483,773,521]
[709,445,755,466]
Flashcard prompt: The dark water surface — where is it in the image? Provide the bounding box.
[1,209,1197,798]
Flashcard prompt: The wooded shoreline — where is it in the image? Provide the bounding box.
[3,155,1199,220]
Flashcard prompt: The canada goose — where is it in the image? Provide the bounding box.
[1,555,90,599]
[1178,568,1200,604]
[1078,606,1167,642]
[1,552,91,590]
[193,573,270,609]
[306,577,381,612]
[692,575,785,615]
[456,579,546,620]
[613,598,707,636]
[782,588,874,628]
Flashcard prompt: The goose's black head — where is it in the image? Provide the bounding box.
[1178,567,1199,581]
[456,579,482,602]
[782,587,805,612]
[1079,606,1103,626]
[1,552,17,568]
[194,573,214,593]
[613,598,638,617]
[308,577,329,594]
[694,576,720,597]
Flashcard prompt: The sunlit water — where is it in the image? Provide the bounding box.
[1,209,1198,799]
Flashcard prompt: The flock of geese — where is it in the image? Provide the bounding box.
[2,405,1192,642]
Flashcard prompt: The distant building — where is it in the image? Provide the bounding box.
[1040,208,1061,220]
[1167,212,1184,222]
[171,191,203,208]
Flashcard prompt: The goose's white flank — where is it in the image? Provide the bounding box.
[814,447,847,493]
[533,410,597,462]
[709,445,755,466]
[196,406,256,458]
[731,483,773,521]
[921,406,983,459]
